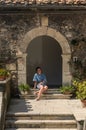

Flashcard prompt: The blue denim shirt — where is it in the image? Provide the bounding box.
[33,73,47,84]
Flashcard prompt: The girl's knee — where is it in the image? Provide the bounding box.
[44,86,48,90]
[46,86,48,89]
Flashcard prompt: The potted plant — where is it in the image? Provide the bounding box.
[60,85,75,95]
[18,84,31,95]
[0,69,10,81]
[73,80,86,107]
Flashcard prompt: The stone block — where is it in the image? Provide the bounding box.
[41,16,48,27]
[6,63,16,71]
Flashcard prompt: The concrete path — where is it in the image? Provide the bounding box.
[7,99,86,121]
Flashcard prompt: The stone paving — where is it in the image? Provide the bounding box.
[7,99,86,121]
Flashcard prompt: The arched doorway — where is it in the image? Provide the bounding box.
[26,36,62,87]
[17,27,71,86]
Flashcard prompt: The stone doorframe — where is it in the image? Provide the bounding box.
[18,27,71,85]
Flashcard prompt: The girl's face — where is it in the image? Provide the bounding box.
[37,68,42,74]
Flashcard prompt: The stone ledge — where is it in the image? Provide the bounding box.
[0,78,11,130]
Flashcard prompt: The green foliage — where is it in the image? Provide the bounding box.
[73,80,86,100]
[60,85,75,94]
[18,84,30,92]
[0,69,9,76]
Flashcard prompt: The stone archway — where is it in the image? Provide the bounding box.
[27,35,62,87]
[18,27,71,85]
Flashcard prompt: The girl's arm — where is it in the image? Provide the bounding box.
[33,81,37,89]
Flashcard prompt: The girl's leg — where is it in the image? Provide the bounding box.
[42,85,48,93]
[36,85,48,100]
[36,85,44,100]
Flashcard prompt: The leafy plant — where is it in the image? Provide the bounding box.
[73,80,86,100]
[0,69,9,77]
[18,84,30,92]
[60,85,75,94]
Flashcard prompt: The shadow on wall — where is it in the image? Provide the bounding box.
[26,35,62,88]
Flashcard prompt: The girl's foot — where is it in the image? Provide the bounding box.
[35,97,40,101]
[33,91,38,96]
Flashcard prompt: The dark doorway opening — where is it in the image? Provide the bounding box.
[26,36,62,88]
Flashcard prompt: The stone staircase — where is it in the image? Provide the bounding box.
[4,89,77,130]
[20,89,72,99]
[5,113,77,130]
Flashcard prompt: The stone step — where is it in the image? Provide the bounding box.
[31,89,60,92]
[5,119,77,128]
[20,89,72,99]
[20,94,72,99]
[29,89,61,95]
[5,128,77,130]
[6,113,75,120]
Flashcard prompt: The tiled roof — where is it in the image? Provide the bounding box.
[0,0,86,5]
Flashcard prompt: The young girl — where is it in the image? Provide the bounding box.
[33,67,48,101]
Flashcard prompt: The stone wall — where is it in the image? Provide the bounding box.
[0,12,86,86]
[0,14,86,53]
[0,15,38,53]
[0,78,11,130]
[49,14,86,42]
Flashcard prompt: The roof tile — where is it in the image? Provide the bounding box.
[0,0,86,5]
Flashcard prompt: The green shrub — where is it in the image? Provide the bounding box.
[60,85,75,94]
[18,84,30,92]
[73,80,86,100]
[0,69,9,76]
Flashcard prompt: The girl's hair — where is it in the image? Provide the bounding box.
[36,67,41,72]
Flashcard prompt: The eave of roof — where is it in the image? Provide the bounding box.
[0,2,86,14]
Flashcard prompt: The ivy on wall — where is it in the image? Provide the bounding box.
[70,38,86,80]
